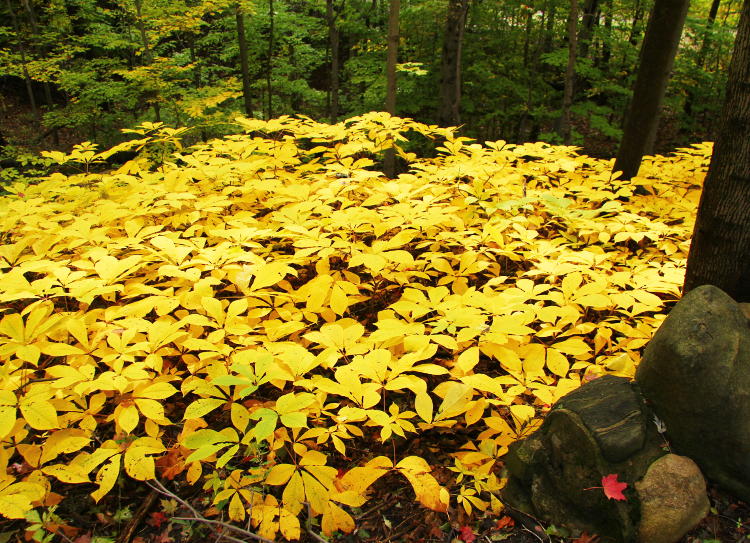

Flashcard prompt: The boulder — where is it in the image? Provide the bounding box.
[502,375,666,542]
[636,284,750,502]
[635,454,709,543]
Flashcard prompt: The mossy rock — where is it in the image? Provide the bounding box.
[636,284,750,502]
[502,375,666,542]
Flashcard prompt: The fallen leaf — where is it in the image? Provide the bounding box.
[601,473,627,501]
[458,525,476,543]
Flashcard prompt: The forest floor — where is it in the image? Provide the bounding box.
[3,461,747,543]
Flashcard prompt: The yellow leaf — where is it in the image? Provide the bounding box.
[396,456,449,512]
[453,347,479,377]
[414,391,433,423]
[184,398,225,420]
[321,501,355,535]
[137,382,177,400]
[124,437,165,480]
[546,348,570,377]
[0,477,46,519]
[91,455,121,502]
[40,429,90,465]
[117,405,140,434]
[134,399,167,422]
[329,284,349,315]
[435,382,473,421]
[279,506,301,540]
[228,493,245,522]
[265,463,296,486]
[19,393,58,431]
[251,261,293,290]
[0,407,17,440]
[553,337,590,356]
[338,456,392,495]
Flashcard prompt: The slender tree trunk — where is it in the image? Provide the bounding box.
[628,0,644,45]
[133,0,160,121]
[189,36,201,88]
[683,0,750,301]
[384,0,399,178]
[5,0,39,123]
[266,0,274,119]
[236,6,253,117]
[20,0,57,142]
[684,0,722,115]
[327,0,341,123]
[559,0,579,144]
[543,0,556,55]
[600,0,613,68]
[438,0,470,126]
[612,0,689,180]
[578,0,599,60]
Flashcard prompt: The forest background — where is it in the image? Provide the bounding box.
[0,0,741,170]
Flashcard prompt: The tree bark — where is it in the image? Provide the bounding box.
[683,0,750,301]
[384,0,399,177]
[438,0,470,126]
[559,0,579,144]
[236,6,253,117]
[612,0,689,180]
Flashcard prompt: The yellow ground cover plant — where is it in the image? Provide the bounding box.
[0,113,706,539]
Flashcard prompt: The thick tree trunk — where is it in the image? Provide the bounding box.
[236,6,253,117]
[438,0,470,126]
[384,0,399,178]
[683,0,750,301]
[612,0,689,180]
[559,0,579,144]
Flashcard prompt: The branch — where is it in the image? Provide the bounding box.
[145,479,274,543]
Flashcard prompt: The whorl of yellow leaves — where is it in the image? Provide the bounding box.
[0,112,706,538]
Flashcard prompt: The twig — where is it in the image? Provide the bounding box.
[116,489,158,543]
[145,479,274,543]
[305,501,328,543]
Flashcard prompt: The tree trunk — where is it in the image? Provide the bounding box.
[236,6,253,117]
[133,0,160,121]
[684,0,722,115]
[21,0,57,142]
[266,0,274,120]
[438,0,470,126]
[683,0,750,301]
[612,0,689,180]
[5,0,39,123]
[384,0,399,178]
[327,0,341,123]
[600,0,612,69]
[559,0,579,144]
[578,0,600,61]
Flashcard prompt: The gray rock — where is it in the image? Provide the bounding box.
[636,284,750,502]
[635,454,709,543]
[502,375,665,542]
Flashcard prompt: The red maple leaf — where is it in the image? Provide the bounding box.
[458,525,476,543]
[147,512,169,528]
[601,474,628,501]
[573,532,600,543]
